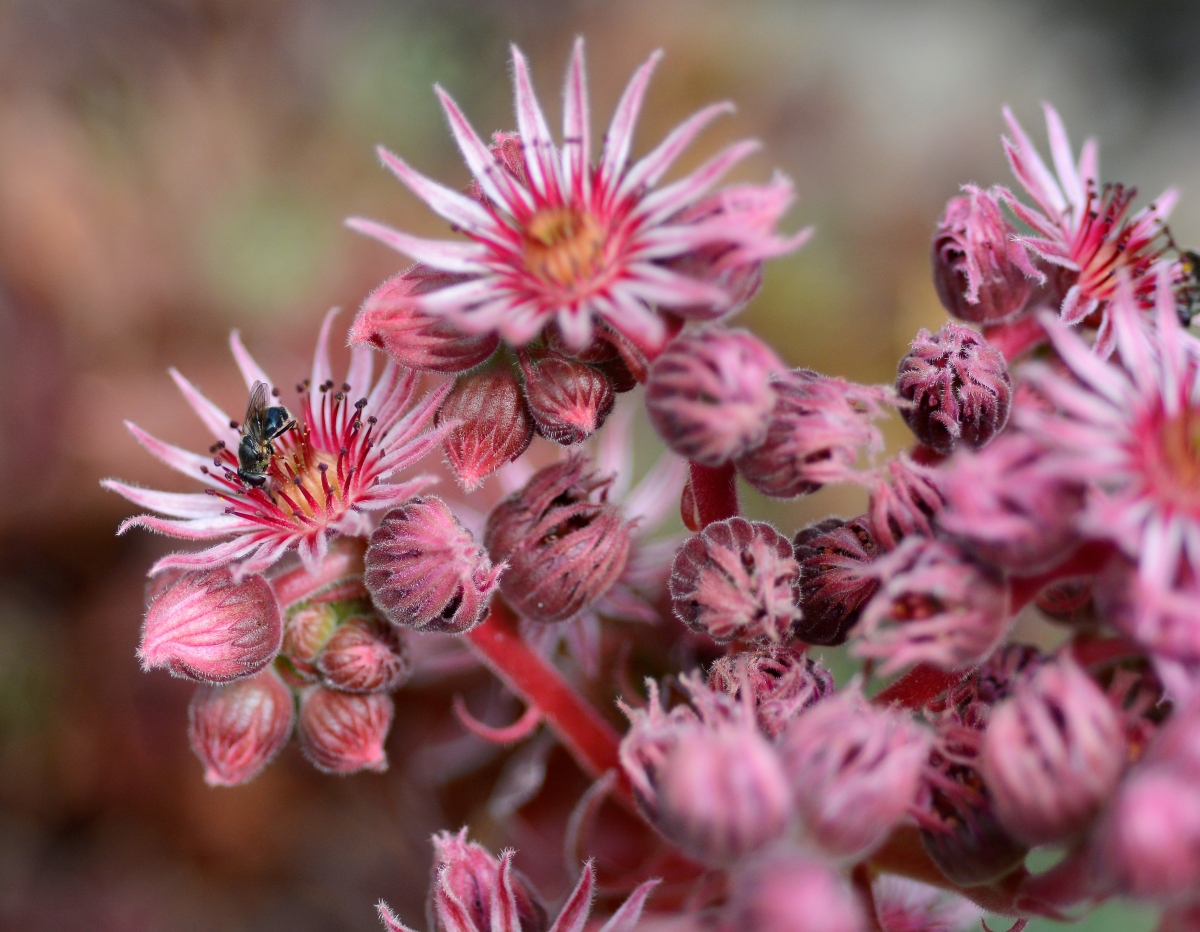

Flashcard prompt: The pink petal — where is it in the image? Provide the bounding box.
[1042,102,1083,218]
[598,50,663,194]
[102,480,227,519]
[344,344,375,401]
[311,306,339,394]
[635,139,761,226]
[547,862,595,932]
[561,37,591,201]
[620,101,734,196]
[435,86,533,215]
[1002,106,1066,219]
[489,852,522,932]
[125,421,225,489]
[377,903,419,932]
[597,879,660,932]
[345,218,490,274]
[147,535,272,576]
[118,513,247,540]
[229,331,273,392]
[376,146,499,238]
[509,45,561,200]
[169,369,240,448]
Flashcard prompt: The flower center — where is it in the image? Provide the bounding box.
[522,207,605,289]
[274,446,343,520]
[1152,407,1200,508]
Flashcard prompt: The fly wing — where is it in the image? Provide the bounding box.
[242,381,271,442]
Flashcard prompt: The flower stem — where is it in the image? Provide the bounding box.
[686,461,740,529]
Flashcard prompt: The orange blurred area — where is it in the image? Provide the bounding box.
[0,1,1191,928]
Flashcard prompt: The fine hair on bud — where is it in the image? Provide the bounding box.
[188,666,294,787]
[708,646,834,739]
[792,516,880,646]
[437,369,534,490]
[315,614,410,693]
[297,686,393,775]
[519,352,615,445]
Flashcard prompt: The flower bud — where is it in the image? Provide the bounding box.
[722,847,868,932]
[484,456,632,623]
[669,517,800,643]
[349,266,499,373]
[1035,577,1094,623]
[620,677,792,865]
[780,688,931,859]
[981,658,1126,845]
[872,877,982,932]
[896,322,1011,455]
[437,369,534,490]
[1092,767,1200,900]
[518,353,615,445]
[429,828,548,932]
[187,666,294,786]
[708,646,833,739]
[316,615,410,693]
[792,516,880,645]
[735,369,889,498]
[645,326,784,466]
[867,456,944,552]
[938,431,1085,573]
[1095,555,1200,666]
[297,686,393,774]
[139,568,282,683]
[281,602,339,677]
[855,538,1009,676]
[365,497,502,635]
[931,186,1039,324]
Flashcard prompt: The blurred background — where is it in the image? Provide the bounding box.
[0,0,1196,928]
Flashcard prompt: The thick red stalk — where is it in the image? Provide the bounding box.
[984,314,1046,362]
[686,461,740,529]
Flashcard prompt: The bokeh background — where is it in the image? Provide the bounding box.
[1,0,1197,929]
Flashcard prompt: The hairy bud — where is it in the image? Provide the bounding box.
[793,516,880,645]
[867,456,944,552]
[316,615,410,694]
[855,538,1009,676]
[722,847,868,932]
[735,369,889,498]
[365,497,502,635]
[437,369,534,490]
[781,688,931,859]
[297,686,393,774]
[187,666,294,786]
[281,602,339,676]
[931,186,1040,324]
[349,266,499,373]
[645,326,784,466]
[519,353,615,445]
[982,658,1126,845]
[429,828,548,932]
[484,456,632,623]
[670,517,801,643]
[708,647,834,739]
[897,322,1012,455]
[139,568,282,683]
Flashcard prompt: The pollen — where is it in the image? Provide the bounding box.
[522,207,606,289]
[274,448,343,520]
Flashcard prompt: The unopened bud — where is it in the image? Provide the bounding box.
[669,517,800,643]
[429,828,548,932]
[437,369,534,490]
[188,666,294,786]
[708,646,833,739]
[139,568,282,683]
[867,456,944,552]
[281,602,339,676]
[349,266,499,373]
[735,369,888,498]
[722,847,868,932]
[484,456,632,623]
[781,688,931,859]
[855,538,1009,676]
[365,497,502,635]
[872,877,982,932]
[519,353,615,445]
[316,614,410,693]
[931,186,1040,324]
[792,516,880,646]
[982,657,1126,845]
[937,431,1085,573]
[297,686,393,774]
[620,677,792,865]
[896,322,1011,455]
[645,326,783,466]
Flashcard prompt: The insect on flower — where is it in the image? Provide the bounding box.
[236,381,297,488]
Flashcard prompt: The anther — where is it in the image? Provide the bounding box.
[229,420,239,430]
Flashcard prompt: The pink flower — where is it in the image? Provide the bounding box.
[347,40,809,355]
[104,310,450,577]
[721,846,868,932]
[997,104,1181,354]
[139,567,282,682]
[188,666,294,786]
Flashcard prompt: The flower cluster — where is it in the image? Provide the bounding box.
[105,43,1200,931]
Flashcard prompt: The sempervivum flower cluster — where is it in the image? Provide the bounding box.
[106,42,1200,930]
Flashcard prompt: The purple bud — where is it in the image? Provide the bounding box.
[187,666,294,786]
[519,353,615,445]
[722,847,868,932]
[708,646,834,739]
[316,615,410,694]
[484,456,632,624]
[437,369,535,490]
[365,497,502,635]
[735,369,889,498]
[669,517,801,643]
[781,688,931,859]
[867,456,944,552]
[297,686,393,774]
[619,677,792,865]
[645,325,784,466]
[896,322,1011,455]
[350,266,499,373]
[139,568,282,683]
[931,186,1040,324]
[792,516,880,646]
[855,538,1009,676]
[281,602,339,675]
[981,657,1126,845]
[938,431,1085,573]
[429,829,548,932]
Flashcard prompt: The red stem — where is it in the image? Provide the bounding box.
[984,314,1047,362]
[873,664,966,708]
[464,600,636,811]
[687,461,740,529]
